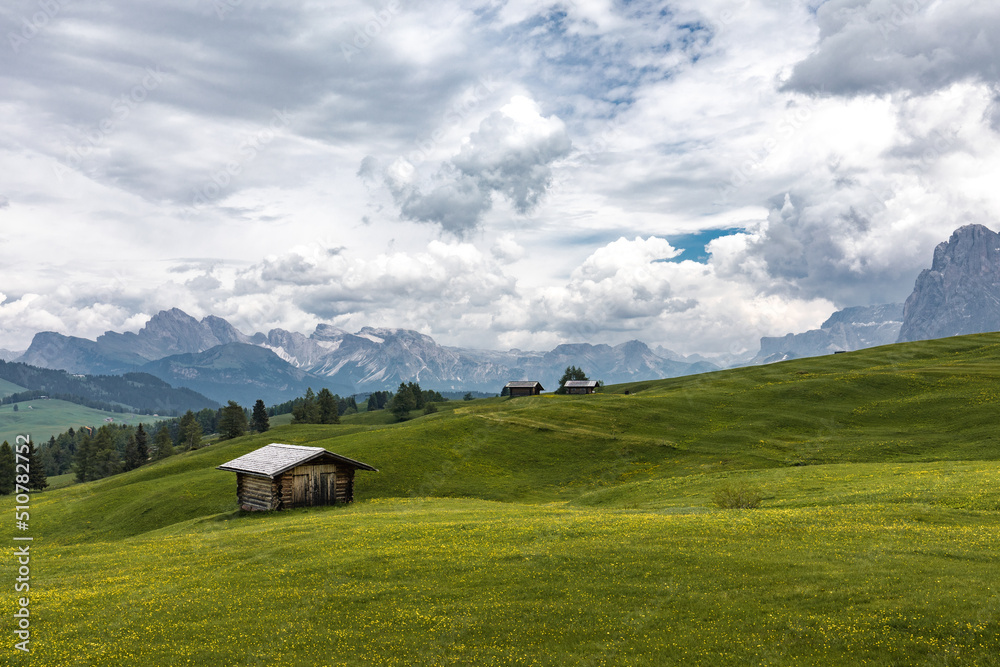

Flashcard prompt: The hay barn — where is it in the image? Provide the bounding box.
[505,381,544,397]
[564,380,599,394]
[217,443,378,511]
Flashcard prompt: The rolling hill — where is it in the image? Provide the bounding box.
[0,398,168,449]
[5,333,1000,665]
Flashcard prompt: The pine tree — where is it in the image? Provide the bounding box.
[407,382,425,409]
[84,427,121,481]
[0,441,14,495]
[292,388,318,424]
[251,399,270,433]
[317,388,340,424]
[74,434,95,483]
[154,427,174,460]
[389,383,417,421]
[27,439,48,491]
[219,401,248,440]
[179,410,203,450]
[123,436,142,471]
[135,424,149,462]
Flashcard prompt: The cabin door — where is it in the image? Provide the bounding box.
[291,475,309,506]
[320,473,336,504]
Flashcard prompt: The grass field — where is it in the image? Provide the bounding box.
[4,334,1000,665]
[0,398,167,448]
[0,377,26,398]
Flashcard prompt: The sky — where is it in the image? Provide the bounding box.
[2,0,999,358]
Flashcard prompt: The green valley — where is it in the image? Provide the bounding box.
[0,399,167,451]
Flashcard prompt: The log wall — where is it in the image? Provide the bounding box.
[236,474,281,511]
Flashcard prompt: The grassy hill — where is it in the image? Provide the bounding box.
[4,334,1000,665]
[0,398,167,449]
[0,377,26,397]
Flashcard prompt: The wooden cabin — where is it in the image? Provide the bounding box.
[564,380,599,394]
[505,381,544,397]
[217,443,378,511]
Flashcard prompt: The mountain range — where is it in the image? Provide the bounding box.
[9,224,1000,406]
[14,309,718,406]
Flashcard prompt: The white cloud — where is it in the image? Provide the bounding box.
[4,0,1000,361]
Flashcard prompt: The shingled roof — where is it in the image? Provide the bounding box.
[564,380,599,388]
[216,443,377,478]
[504,381,544,389]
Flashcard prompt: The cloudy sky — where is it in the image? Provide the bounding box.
[2,0,998,357]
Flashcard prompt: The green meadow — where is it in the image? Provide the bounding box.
[4,334,1000,665]
[0,398,166,450]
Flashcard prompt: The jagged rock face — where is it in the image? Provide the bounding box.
[898,225,1000,343]
[753,303,903,364]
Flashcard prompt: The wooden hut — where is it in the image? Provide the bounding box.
[564,380,599,394]
[505,381,544,397]
[217,443,378,511]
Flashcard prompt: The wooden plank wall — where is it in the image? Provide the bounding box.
[280,463,343,508]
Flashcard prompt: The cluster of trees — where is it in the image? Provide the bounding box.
[386,382,445,421]
[0,439,47,494]
[23,397,269,486]
[271,391,360,420]
[366,391,391,411]
[289,389,355,424]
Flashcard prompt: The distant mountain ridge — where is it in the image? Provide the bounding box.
[752,303,904,364]
[17,310,717,404]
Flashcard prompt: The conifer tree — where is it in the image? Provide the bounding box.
[123,436,142,471]
[135,424,149,462]
[317,388,340,424]
[292,389,318,424]
[154,426,174,460]
[389,383,417,421]
[219,401,248,440]
[179,410,202,450]
[90,427,120,480]
[0,441,14,495]
[27,438,48,491]
[74,434,95,483]
[251,399,270,433]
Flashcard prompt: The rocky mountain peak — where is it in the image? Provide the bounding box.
[897,224,1000,343]
[310,324,348,341]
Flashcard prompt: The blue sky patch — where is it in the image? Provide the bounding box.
[661,228,744,263]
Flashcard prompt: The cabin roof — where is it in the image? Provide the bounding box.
[216,443,378,478]
[505,381,544,389]
[564,380,599,388]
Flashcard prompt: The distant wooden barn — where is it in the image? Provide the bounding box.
[217,443,378,511]
[505,381,544,397]
[564,380,599,394]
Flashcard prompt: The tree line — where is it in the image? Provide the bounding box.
[2,378,457,492]
[2,398,271,489]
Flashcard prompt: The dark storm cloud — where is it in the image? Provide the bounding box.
[784,0,1000,97]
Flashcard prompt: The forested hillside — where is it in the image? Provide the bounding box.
[0,361,218,415]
